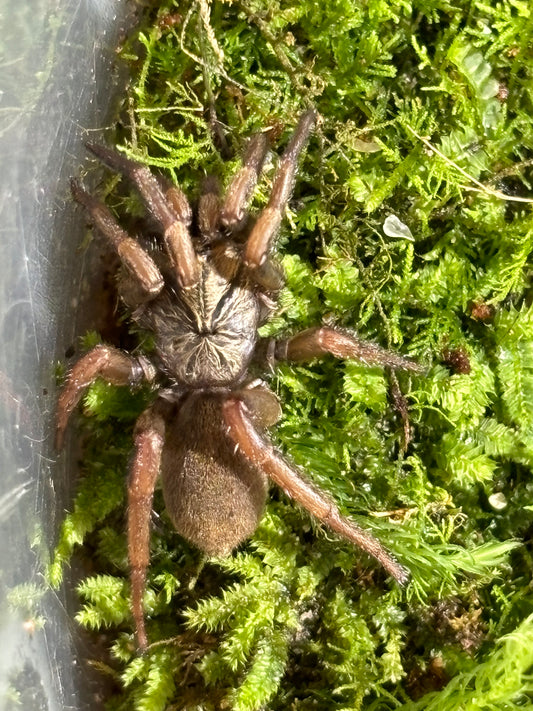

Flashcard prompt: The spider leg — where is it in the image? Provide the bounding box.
[128,405,166,651]
[55,345,155,450]
[238,380,282,429]
[253,258,285,295]
[85,144,200,289]
[244,109,316,269]
[198,176,221,243]
[222,397,409,585]
[265,326,422,372]
[70,180,164,303]
[221,131,270,229]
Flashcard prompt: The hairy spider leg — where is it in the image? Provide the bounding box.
[70,179,164,301]
[86,144,200,289]
[128,405,166,651]
[221,131,270,228]
[273,326,423,372]
[222,397,409,585]
[55,345,154,450]
[197,176,221,242]
[244,109,316,269]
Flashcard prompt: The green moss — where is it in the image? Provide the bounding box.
[51,0,533,709]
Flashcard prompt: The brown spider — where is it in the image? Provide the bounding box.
[57,110,419,650]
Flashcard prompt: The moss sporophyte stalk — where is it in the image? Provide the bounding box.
[42,1,533,709]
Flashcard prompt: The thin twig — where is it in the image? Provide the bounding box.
[406,124,533,204]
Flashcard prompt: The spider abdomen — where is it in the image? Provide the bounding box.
[161,394,268,556]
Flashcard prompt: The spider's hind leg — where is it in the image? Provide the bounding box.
[222,396,409,584]
[128,403,166,651]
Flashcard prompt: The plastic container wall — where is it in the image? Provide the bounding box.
[0,1,133,708]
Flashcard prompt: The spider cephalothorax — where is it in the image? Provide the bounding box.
[57,110,420,649]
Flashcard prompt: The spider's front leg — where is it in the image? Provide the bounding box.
[222,397,409,585]
[86,144,200,289]
[128,405,166,651]
[221,131,270,229]
[244,109,316,269]
[55,345,155,450]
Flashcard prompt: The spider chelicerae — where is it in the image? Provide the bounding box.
[57,110,419,649]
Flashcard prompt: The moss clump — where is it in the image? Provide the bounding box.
[49,0,533,709]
